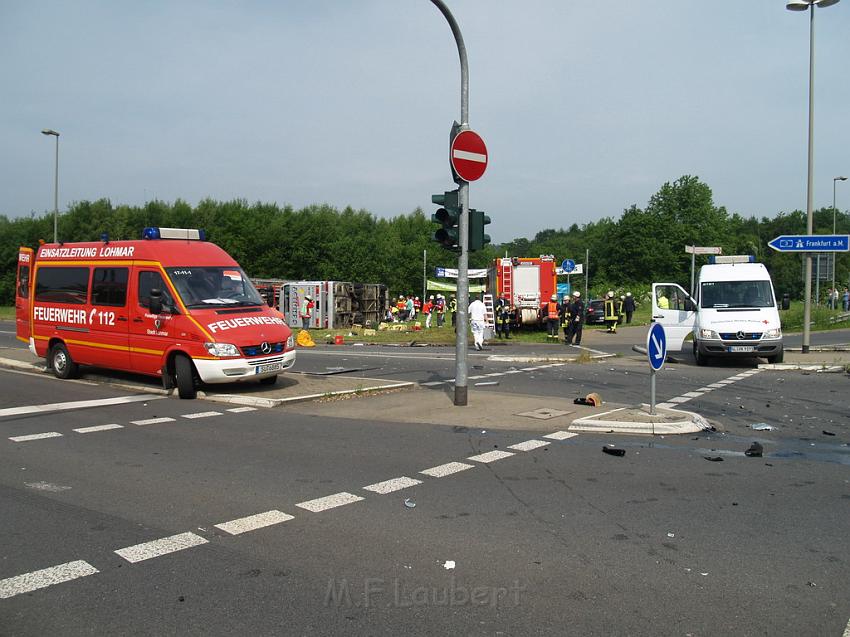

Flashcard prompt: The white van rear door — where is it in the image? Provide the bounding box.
[651,283,696,352]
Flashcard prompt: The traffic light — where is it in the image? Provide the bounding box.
[468,208,491,251]
[431,189,460,250]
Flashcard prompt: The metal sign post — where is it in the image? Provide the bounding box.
[647,323,667,420]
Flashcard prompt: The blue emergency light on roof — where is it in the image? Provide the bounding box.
[708,255,756,264]
[142,227,206,241]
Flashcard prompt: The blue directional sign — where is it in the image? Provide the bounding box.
[561,258,575,273]
[768,234,850,252]
[647,323,667,371]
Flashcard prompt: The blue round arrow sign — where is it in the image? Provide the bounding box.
[561,259,575,273]
[647,323,667,371]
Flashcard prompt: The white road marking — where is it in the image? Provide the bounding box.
[842,617,850,637]
[508,439,551,452]
[467,450,515,463]
[25,481,71,492]
[296,492,364,513]
[181,411,222,419]
[226,406,257,413]
[72,424,123,434]
[504,369,523,374]
[543,431,578,441]
[0,367,98,385]
[115,532,208,563]
[0,560,99,599]
[214,510,293,535]
[9,432,63,442]
[363,476,422,494]
[682,391,704,398]
[485,372,504,377]
[420,381,446,387]
[656,402,675,409]
[468,375,487,380]
[697,387,714,392]
[419,462,475,478]
[569,344,610,355]
[666,397,691,404]
[131,417,176,426]
[708,383,726,388]
[0,394,163,418]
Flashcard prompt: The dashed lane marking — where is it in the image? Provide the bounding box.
[419,462,475,478]
[9,432,63,442]
[181,411,222,419]
[543,431,578,441]
[660,369,764,408]
[296,492,364,513]
[0,560,99,599]
[114,532,208,563]
[226,407,257,413]
[363,476,422,494]
[131,417,176,426]
[508,439,551,452]
[72,424,124,434]
[682,391,704,398]
[468,450,515,463]
[0,394,164,418]
[214,510,294,536]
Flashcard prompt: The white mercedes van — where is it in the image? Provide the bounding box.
[652,256,784,365]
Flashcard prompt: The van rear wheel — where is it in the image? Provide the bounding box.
[50,343,79,379]
[174,354,197,399]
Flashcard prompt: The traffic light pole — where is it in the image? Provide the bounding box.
[431,0,469,406]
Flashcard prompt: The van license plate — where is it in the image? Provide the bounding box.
[728,346,754,353]
[256,362,284,374]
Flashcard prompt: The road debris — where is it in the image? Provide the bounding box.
[751,423,774,431]
[703,456,724,462]
[822,430,836,436]
[744,442,764,458]
[602,446,625,457]
[403,498,416,509]
[443,560,455,570]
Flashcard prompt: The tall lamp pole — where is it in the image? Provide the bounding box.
[835,175,848,298]
[786,0,841,353]
[41,129,60,243]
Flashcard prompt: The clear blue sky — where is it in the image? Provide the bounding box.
[2,1,848,243]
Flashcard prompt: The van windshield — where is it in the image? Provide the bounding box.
[166,267,264,308]
[700,280,774,309]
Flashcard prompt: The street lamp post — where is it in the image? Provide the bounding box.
[786,0,841,353]
[41,129,60,243]
[835,175,848,300]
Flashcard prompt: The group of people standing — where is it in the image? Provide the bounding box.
[387,294,457,326]
[544,292,586,345]
[824,287,850,311]
[603,291,636,333]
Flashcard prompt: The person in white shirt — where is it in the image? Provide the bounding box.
[468,296,487,350]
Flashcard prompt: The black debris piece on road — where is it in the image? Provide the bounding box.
[745,442,764,458]
[602,446,625,457]
[704,456,724,462]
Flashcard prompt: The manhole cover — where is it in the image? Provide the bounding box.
[516,407,572,420]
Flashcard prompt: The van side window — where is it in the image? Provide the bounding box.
[17,265,29,299]
[92,267,128,307]
[138,271,174,310]
[35,267,89,305]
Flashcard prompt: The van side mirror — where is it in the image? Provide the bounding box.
[781,293,791,311]
[149,288,163,315]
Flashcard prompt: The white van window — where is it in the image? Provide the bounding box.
[700,281,774,309]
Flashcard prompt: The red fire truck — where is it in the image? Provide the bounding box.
[488,256,558,327]
[15,227,296,398]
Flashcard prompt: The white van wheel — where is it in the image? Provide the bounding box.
[174,354,198,399]
[693,341,709,367]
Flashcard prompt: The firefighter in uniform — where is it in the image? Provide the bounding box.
[617,295,626,327]
[546,294,560,340]
[560,295,572,345]
[567,291,584,345]
[449,295,458,330]
[604,291,618,333]
[495,295,512,339]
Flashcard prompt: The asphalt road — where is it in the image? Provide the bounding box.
[1,323,849,636]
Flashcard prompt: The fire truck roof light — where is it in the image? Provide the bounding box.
[142,227,206,241]
[708,255,755,264]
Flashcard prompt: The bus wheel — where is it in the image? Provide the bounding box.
[51,343,79,379]
[174,354,198,399]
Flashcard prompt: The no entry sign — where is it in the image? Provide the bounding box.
[450,130,488,182]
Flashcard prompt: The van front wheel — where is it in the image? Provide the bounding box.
[174,354,198,399]
[693,341,709,367]
[51,343,79,379]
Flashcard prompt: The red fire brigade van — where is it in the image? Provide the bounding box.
[15,227,296,398]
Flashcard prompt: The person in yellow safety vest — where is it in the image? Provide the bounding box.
[495,294,512,339]
[617,295,626,326]
[546,294,560,340]
[559,295,572,345]
[604,291,618,333]
[657,290,670,309]
[449,295,458,331]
